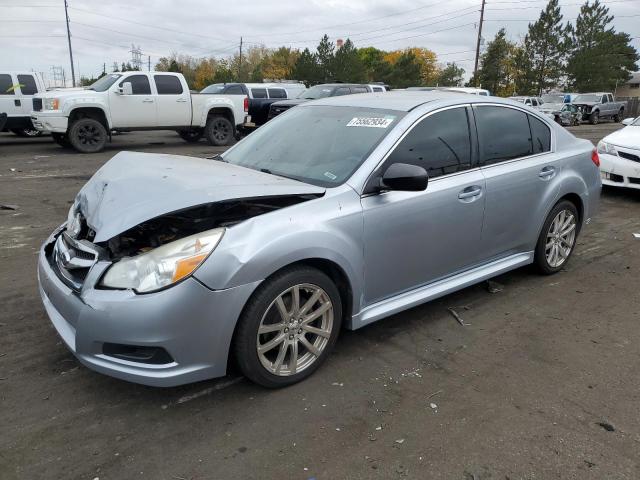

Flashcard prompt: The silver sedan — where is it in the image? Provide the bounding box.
[38,92,601,387]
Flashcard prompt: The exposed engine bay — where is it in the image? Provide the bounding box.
[102,195,321,259]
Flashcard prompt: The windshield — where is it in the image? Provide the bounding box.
[223,105,405,187]
[201,83,225,94]
[632,117,640,126]
[574,94,600,103]
[87,74,122,92]
[542,94,564,103]
[297,86,334,100]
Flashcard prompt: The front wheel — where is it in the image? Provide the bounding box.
[589,111,599,125]
[204,115,234,146]
[68,118,107,153]
[534,200,579,274]
[234,266,342,388]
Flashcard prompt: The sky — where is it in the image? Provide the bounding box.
[2,0,639,87]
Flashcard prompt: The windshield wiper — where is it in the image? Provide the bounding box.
[207,153,227,162]
[259,168,299,181]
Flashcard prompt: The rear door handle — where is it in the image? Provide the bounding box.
[539,166,556,180]
[458,185,482,201]
[142,98,154,103]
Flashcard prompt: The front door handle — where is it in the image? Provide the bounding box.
[142,98,154,103]
[458,185,482,202]
[176,98,188,103]
[539,166,556,180]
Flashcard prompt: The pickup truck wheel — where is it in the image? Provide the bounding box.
[613,110,623,123]
[589,111,599,125]
[69,118,107,153]
[205,116,233,146]
[51,132,71,148]
[178,128,203,143]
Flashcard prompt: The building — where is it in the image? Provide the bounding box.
[616,72,640,98]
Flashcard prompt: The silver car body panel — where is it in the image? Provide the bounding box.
[37,91,601,386]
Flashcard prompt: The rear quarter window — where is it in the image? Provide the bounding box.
[528,115,551,154]
[267,88,286,99]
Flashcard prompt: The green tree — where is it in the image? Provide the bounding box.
[437,62,465,86]
[384,50,422,88]
[522,0,569,94]
[565,0,639,91]
[358,46,391,82]
[333,39,366,83]
[472,28,517,95]
[293,48,320,85]
[316,35,335,82]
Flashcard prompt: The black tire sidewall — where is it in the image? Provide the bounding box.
[205,116,233,146]
[590,112,599,125]
[178,129,203,143]
[234,266,343,388]
[69,118,107,153]
[534,200,579,275]
[51,132,70,147]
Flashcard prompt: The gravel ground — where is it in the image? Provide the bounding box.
[1,123,639,480]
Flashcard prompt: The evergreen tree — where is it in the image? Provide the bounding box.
[358,47,391,82]
[384,50,422,89]
[437,62,465,86]
[316,35,335,82]
[472,29,517,95]
[293,48,320,85]
[522,0,569,94]
[565,0,638,91]
[333,39,366,83]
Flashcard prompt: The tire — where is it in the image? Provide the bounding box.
[234,266,343,388]
[68,117,107,153]
[178,128,203,143]
[11,128,42,137]
[51,132,71,148]
[589,111,599,125]
[534,200,580,275]
[204,115,234,146]
[613,109,623,123]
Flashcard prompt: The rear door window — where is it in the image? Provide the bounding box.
[475,106,533,165]
[386,107,473,178]
[17,75,38,95]
[121,75,151,95]
[0,74,15,95]
[154,75,183,94]
[251,88,267,98]
[335,87,351,96]
[601,95,608,103]
[528,115,551,154]
[267,88,286,99]
[224,85,245,95]
[351,86,369,94]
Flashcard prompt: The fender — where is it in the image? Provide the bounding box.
[198,97,237,128]
[64,100,112,130]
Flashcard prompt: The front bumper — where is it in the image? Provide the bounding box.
[599,151,640,190]
[31,111,68,133]
[37,229,260,387]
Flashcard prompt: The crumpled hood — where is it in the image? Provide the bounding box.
[74,151,325,242]
[603,126,640,149]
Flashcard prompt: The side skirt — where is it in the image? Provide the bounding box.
[350,251,534,330]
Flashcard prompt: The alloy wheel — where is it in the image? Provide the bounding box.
[256,283,334,376]
[545,209,577,268]
[212,120,230,142]
[77,124,102,145]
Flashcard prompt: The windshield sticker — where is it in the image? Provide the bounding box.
[346,117,394,128]
[324,171,337,180]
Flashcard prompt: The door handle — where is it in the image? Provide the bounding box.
[142,98,154,103]
[539,166,556,180]
[15,99,21,107]
[458,185,482,201]
[176,98,188,103]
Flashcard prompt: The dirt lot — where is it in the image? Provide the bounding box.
[1,124,639,480]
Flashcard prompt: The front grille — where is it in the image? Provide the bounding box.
[52,232,98,290]
[619,151,640,163]
[32,98,42,111]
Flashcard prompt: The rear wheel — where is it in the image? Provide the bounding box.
[534,200,579,274]
[178,128,203,143]
[234,266,342,388]
[589,111,599,125]
[51,132,71,147]
[204,115,233,146]
[68,118,107,153]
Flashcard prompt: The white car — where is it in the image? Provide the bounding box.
[598,117,640,189]
[0,71,46,136]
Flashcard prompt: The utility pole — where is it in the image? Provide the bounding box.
[473,0,486,86]
[238,36,243,81]
[148,55,151,72]
[64,0,76,87]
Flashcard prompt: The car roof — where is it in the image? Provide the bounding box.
[303,90,494,112]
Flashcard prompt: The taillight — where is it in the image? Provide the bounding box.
[243,97,248,113]
[591,148,600,167]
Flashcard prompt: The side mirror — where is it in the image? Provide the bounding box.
[118,82,133,95]
[380,163,428,192]
[621,117,635,126]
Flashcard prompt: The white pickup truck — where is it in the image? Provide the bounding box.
[31,72,248,153]
[0,71,47,137]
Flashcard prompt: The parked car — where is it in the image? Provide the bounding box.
[445,87,490,96]
[597,115,640,189]
[268,83,373,119]
[30,72,248,153]
[368,84,388,92]
[540,102,581,126]
[509,96,545,109]
[37,92,601,388]
[0,71,46,137]
[201,82,306,128]
[541,93,566,104]
[573,92,626,125]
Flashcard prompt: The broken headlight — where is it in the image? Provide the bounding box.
[101,228,224,293]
